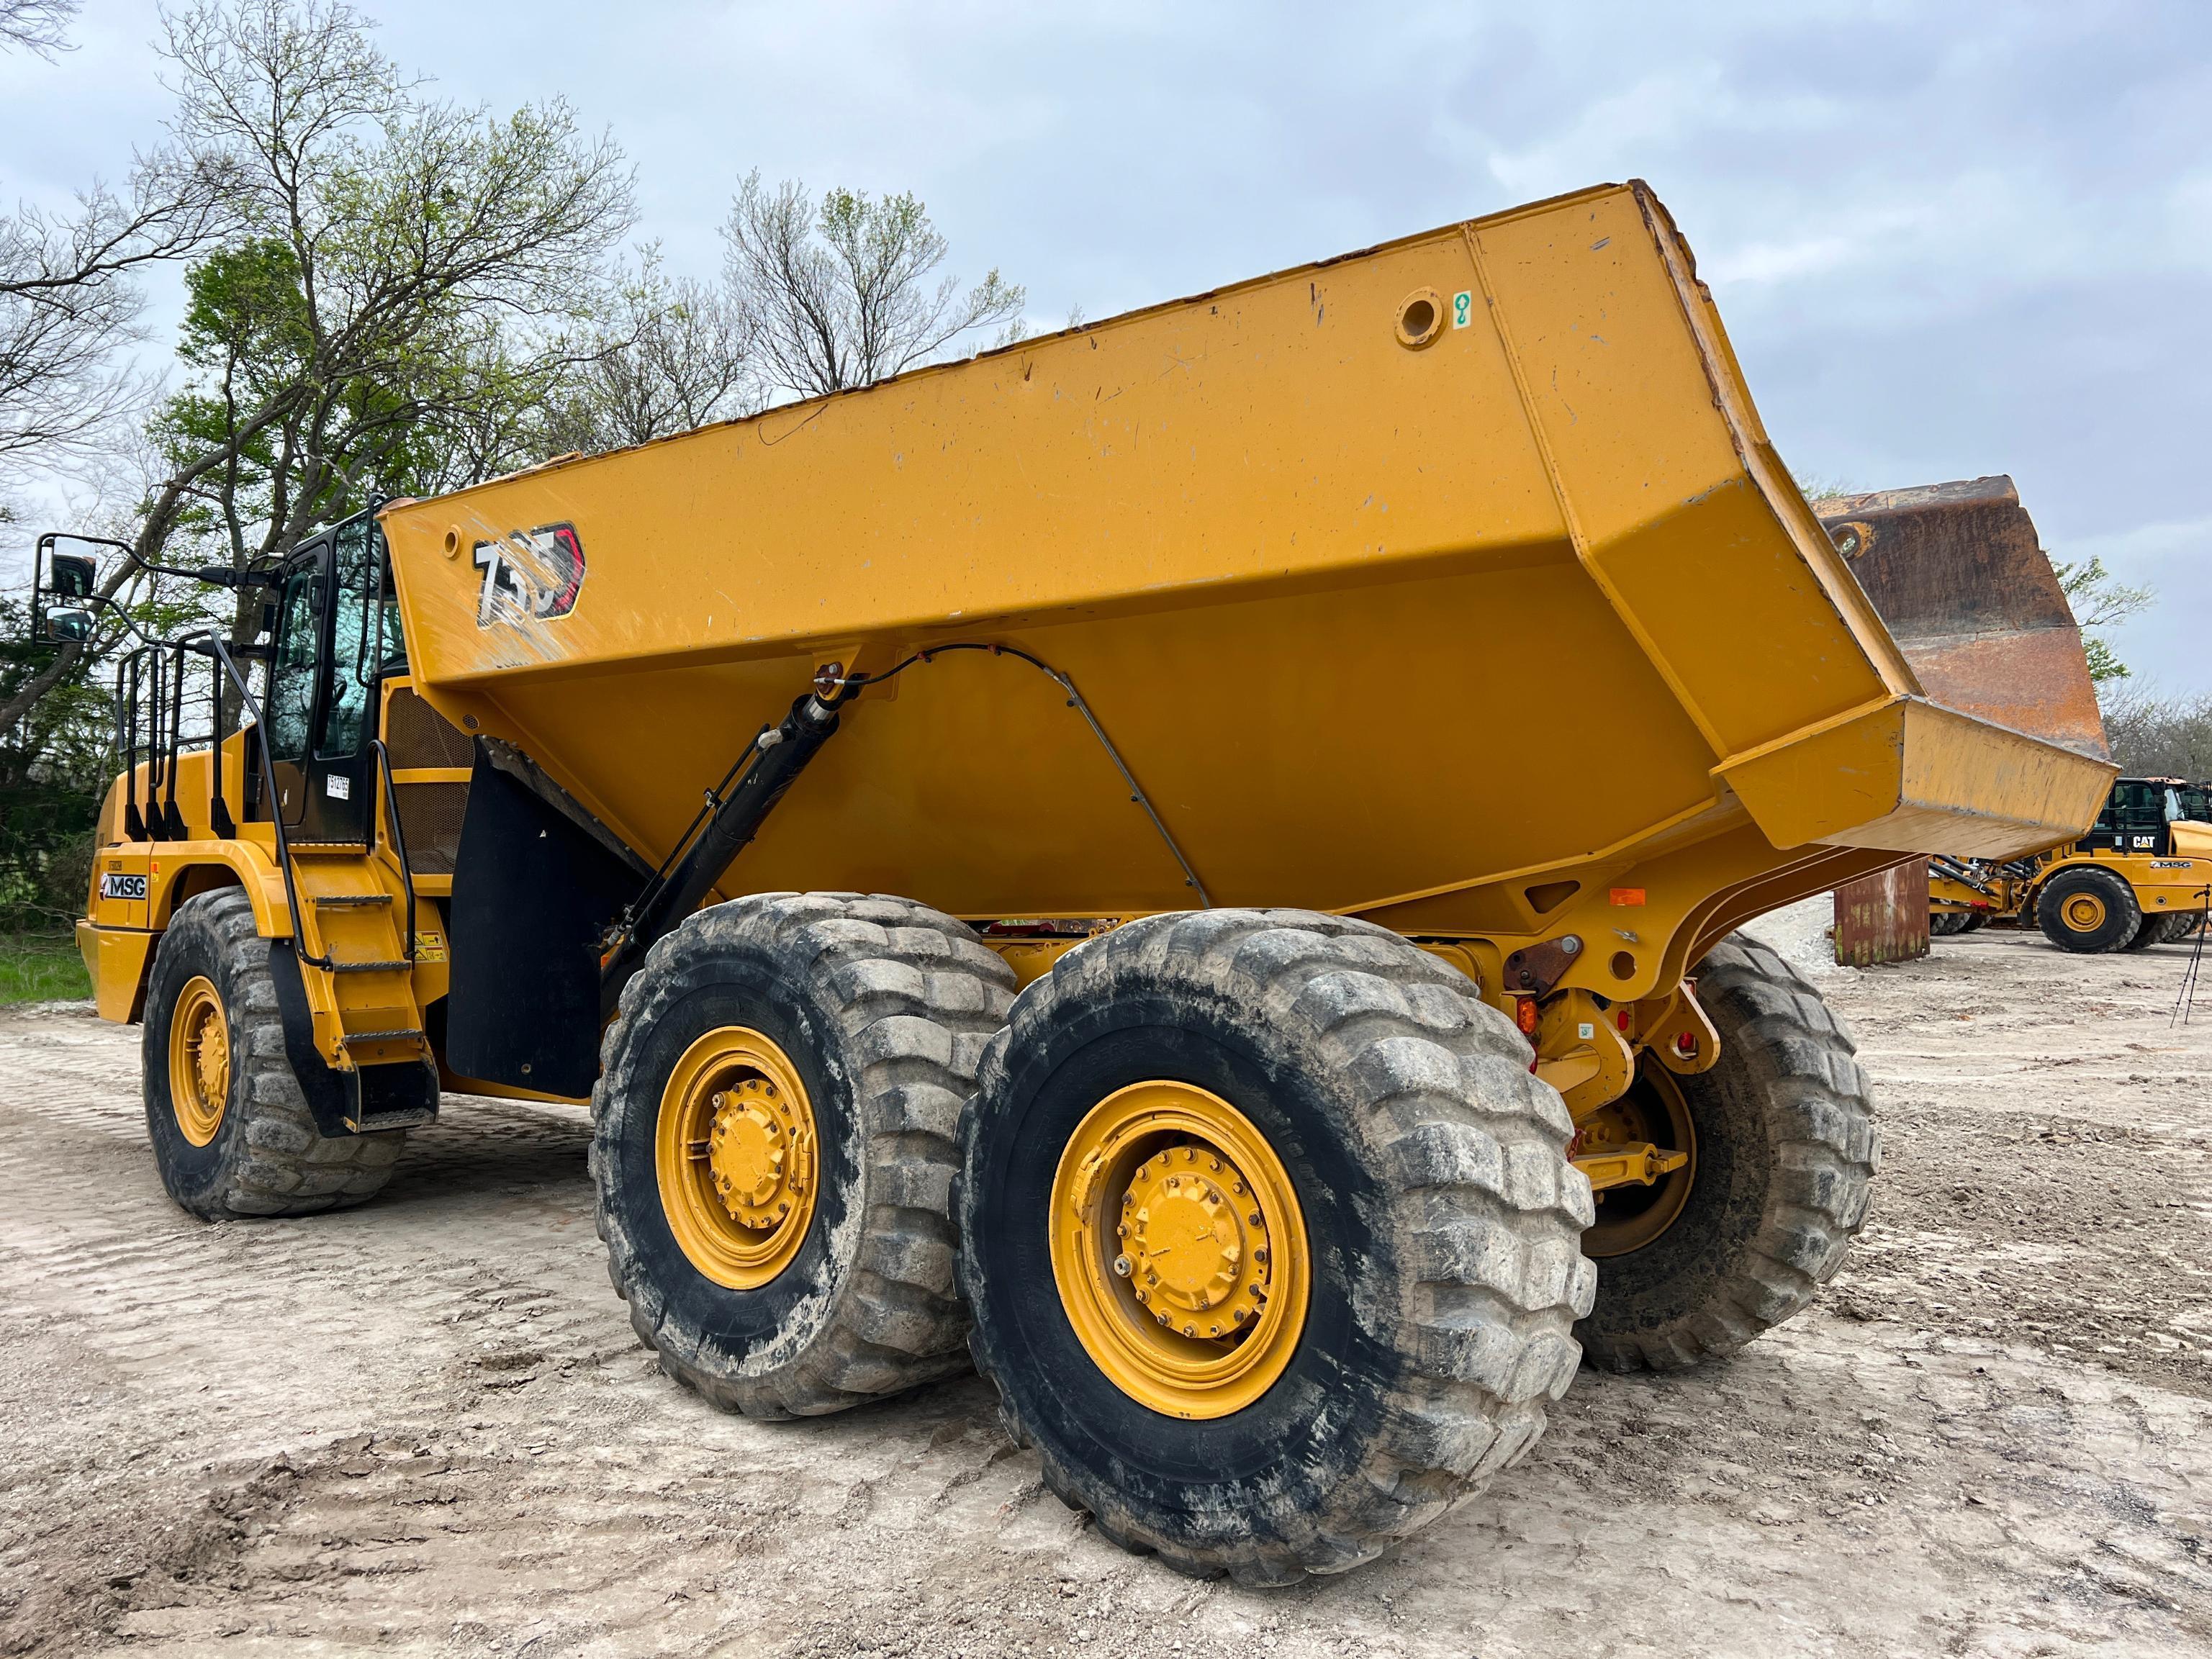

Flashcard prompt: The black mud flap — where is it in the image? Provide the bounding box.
[268,942,439,1135]
[443,743,637,1098]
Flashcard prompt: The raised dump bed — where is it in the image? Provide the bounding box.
[382,183,2106,992]
[72,180,2115,1588]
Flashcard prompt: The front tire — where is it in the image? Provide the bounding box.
[1576,933,1878,1372]
[593,892,1014,1418]
[143,890,410,1219]
[2036,867,2141,953]
[957,909,1592,1585]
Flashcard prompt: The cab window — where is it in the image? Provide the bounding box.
[265,563,322,763]
[317,519,395,759]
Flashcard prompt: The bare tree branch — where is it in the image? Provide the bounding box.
[722,173,1024,399]
[0,0,80,58]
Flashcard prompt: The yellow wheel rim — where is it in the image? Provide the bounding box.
[1048,1081,1309,1420]
[168,975,230,1147]
[1579,1060,1697,1260]
[2061,892,2108,934]
[655,1027,819,1290]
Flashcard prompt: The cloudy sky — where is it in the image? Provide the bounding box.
[5,1,2207,690]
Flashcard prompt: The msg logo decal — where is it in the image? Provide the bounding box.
[474,522,584,626]
[99,872,148,901]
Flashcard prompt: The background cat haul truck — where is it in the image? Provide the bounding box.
[52,183,2112,1586]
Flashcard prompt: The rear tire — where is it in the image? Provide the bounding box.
[593,892,1014,1418]
[2036,867,2141,954]
[957,909,1593,1585]
[143,889,410,1219]
[1576,933,1877,1372]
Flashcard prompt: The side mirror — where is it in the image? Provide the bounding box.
[42,608,92,643]
[260,601,278,636]
[45,551,96,601]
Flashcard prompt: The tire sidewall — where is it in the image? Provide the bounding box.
[599,944,864,1373]
[142,898,254,1214]
[961,973,1400,1526]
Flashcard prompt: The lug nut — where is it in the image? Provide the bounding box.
[1112,1255,1133,1278]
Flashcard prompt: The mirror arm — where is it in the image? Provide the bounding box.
[36,530,283,594]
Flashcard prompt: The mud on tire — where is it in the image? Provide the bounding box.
[1577,932,1877,1372]
[143,889,411,1219]
[957,908,1594,1586]
[593,892,1015,1419]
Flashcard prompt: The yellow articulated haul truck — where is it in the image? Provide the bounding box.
[50,182,2113,1585]
[1928,781,2212,949]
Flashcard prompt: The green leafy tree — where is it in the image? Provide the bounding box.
[2053,554,2153,683]
[0,0,633,741]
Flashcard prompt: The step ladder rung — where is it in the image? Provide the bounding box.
[342,1028,425,1044]
[312,892,393,908]
[328,959,412,973]
[357,1107,437,1131]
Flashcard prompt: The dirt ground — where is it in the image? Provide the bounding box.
[4,919,2211,1658]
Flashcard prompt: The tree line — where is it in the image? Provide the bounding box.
[0,0,1025,928]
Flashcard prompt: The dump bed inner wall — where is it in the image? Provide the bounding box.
[382,183,2092,926]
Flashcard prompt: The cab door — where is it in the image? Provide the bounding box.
[261,514,393,845]
[262,541,326,830]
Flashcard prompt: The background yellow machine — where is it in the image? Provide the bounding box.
[55,182,2113,1585]
[1931,779,2212,950]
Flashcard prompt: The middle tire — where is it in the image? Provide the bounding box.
[957,909,1594,1586]
[593,892,1015,1418]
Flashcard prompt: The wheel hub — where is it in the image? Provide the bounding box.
[2063,892,2105,931]
[1121,1143,1271,1336]
[168,975,230,1147]
[1049,1081,1309,1419]
[708,1077,806,1224]
[1578,1059,1697,1260]
[655,1028,820,1290]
